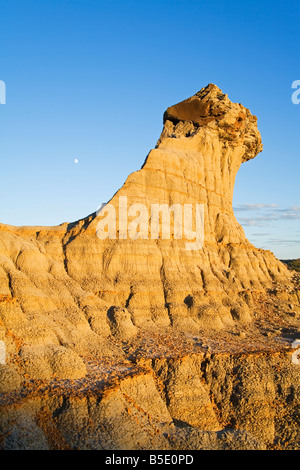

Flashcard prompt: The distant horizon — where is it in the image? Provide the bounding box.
[0,0,299,259]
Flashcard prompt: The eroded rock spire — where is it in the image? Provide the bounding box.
[0,84,298,388]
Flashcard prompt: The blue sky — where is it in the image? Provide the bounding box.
[0,0,299,259]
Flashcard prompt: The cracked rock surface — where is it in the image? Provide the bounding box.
[0,84,299,450]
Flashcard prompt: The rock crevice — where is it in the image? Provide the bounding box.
[0,84,299,449]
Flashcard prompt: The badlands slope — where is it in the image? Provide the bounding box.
[0,84,299,450]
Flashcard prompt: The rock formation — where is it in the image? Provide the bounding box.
[0,84,299,450]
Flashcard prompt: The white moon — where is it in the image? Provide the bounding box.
[74,159,79,164]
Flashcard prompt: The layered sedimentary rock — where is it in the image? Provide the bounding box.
[0,84,299,449]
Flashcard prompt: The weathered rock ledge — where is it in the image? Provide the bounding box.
[0,84,299,449]
[1,334,299,450]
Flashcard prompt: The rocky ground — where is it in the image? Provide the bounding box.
[1,276,300,450]
[0,84,299,450]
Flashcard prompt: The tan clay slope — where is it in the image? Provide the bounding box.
[63,85,296,331]
[0,84,299,388]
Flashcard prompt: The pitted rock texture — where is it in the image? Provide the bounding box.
[0,84,299,449]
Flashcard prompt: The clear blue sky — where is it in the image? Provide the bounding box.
[0,0,299,259]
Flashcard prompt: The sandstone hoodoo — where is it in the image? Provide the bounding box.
[0,85,299,450]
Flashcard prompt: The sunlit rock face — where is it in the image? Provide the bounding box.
[1,84,300,451]
[62,83,294,331]
[0,84,298,386]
